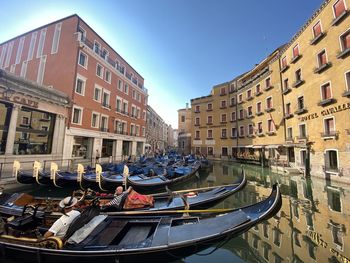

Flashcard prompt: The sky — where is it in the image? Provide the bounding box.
[0,0,324,128]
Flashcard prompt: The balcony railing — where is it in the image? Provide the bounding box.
[285,136,294,142]
[295,108,307,115]
[317,98,336,107]
[290,54,302,64]
[265,107,274,113]
[293,79,305,88]
[337,48,350,59]
[247,96,254,101]
[321,131,339,139]
[284,113,294,119]
[331,10,349,26]
[282,87,292,95]
[255,91,263,96]
[314,62,332,74]
[297,135,308,141]
[280,65,289,73]
[264,85,273,91]
[310,32,326,45]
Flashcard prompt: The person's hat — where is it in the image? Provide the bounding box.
[59,196,78,209]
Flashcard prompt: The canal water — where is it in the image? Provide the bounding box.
[2,161,350,263]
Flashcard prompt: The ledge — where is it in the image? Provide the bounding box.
[265,108,275,113]
[229,103,236,107]
[290,54,302,64]
[280,65,289,73]
[256,133,265,137]
[247,96,254,101]
[321,131,339,140]
[266,131,276,136]
[246,115,254,119]
[294,108,307,115]
[337,48,350,59]
[314,62,332,74]
[293,79,305,88]
[284,113,294,119]
[264,85,273,91]
[255,91,263,96]
[310,32,326,45]
[342,90,350,97]
[256,112,264,116]
[317,98,336,107]
[331,10,349,26]
[282,87,292,95]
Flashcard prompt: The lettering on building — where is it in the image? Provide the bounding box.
[0,92,39,108]
[298,103,350,121]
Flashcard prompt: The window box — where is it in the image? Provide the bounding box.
[284,113,294,119]
[266,131,276,136]
[282,87,292,95]
[255,91,263,96]
[280,65,289,73]
[292,79,305,88]
[295,108,307,115]
[290,54,302,64]
[342,90,350,97]
[310,32,326,45]
[318,98,336,106]
[264,85,273,91]
[314,62,332,74]
[256,111,264,116]
[336,48,350,59]
[265,107,275,113]
[331,10,349,26]
[321,131,339,139]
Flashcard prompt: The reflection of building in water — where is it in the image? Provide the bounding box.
[229,174,350,263]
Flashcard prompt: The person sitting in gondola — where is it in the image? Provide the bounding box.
[44,196,80,239]
[101,186,132,211]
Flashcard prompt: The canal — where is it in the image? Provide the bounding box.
[2,161,350,263]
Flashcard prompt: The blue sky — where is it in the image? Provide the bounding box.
[0,0,324,128]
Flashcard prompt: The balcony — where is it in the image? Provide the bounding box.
[256,111,263,116]
[321,131,339,139]
[282,87,292,95]
[342,90,350,97]
[230,135,238,139]
[314,62,332,74]
[120,110,129,116]
[290,54,302,64]
[280,65,289,73]
[100,127,109,132]
[331,10,349,26]
[310,32,326,45]
[265,107,274,113]
[130,113,138,119]
[284,113,294,119]
[337,48,350,59]
[317,98,336,107]
[295,108,307,115]
[206,137,213,140]
[292,79,305,88]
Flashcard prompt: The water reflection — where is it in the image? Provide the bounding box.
[3,161,350,263]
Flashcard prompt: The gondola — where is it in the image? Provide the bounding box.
[0,169,247,218]
[13,161,51,185]
[0,184,282,263]
[126,161,201,193]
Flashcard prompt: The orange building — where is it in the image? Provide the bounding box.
[0,14,148,162]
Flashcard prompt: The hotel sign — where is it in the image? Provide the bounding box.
[0,92,39,108]
[298,102,350,122]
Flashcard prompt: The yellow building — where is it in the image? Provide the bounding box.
[189,0,350,183]
[178,103,192,154]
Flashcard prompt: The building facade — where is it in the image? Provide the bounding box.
[0,14,148,163]
[146,105,168,154]
[189,0,350,183]
[178,103,192,154]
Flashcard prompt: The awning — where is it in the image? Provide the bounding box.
[253,145,264,149]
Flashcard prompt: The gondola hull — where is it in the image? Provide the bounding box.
[0,185,282,263]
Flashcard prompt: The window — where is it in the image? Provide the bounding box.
[257,102,262,113]
[78,27,86,41]
[122,101,128,114]
[298,96,304,110]
[333,0,346,18]
[22,116,29,125]
[313,21,322,38]
[221,114,227,123]
[268,119,275,132]
[207,103,212,110]
[281,56,287,68]
[118,80,123,91]
[207,129,213,139]
[207,116,213,124]
[257,122,263,134]
[36,29,46,58]
[325,150,339,172]
[51,22,62,54]
[284,78,289,89]
[339,30,350,52]
[78,51,87,68]
[265,77,271,89]
[295,69,302,83]
[102,48,108,60]
[247,106,253,116]
[116,97,122,112]
[317,50,328,67]
[91,112,99,128]
[181,116,185,122]
[221,129,227,138]
[238,94,243,103]
[105,70,111,83]
[195,105,200,113]
[299,124,307,138]
[256,84,261,94]
[239,109,244,120]
[195,117,200,126]
[230,97,236,106]
[94,41,101,54]
[231,111,236,121]
[222,147,228,156]
[93,85,102,102]
[287,127,293,139]
[345,71,350,92]
[220,87,226,95]
[208,147,213,155]
[324,117,335,136]
[96,64,103,78]
[321,82,332,100]
[124,83,129,94]
[266,97,273,109]
[221,100,227,108]
[247,89,252,99]
[102,91,110,108]
[286,103,291,115]
[72,106,83,125]
[195,130,200,139]
[292,44,300,58]
[75,75,86,96]
[248,124,254,135]
[231,127,237,137]
[239,126,244,137]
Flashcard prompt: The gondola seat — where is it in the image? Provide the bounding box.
[5,204,40,233]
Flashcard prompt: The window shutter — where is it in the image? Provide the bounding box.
[293,46,299,57]
[320,51,327,65]
[328,118,334,132]
[343,33,350,49]
[313,22,322,37]
[334,0,346,17]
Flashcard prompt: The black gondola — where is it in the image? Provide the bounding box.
[0,184,282,263]
[0,169,247,217]
[13,160,51,185]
